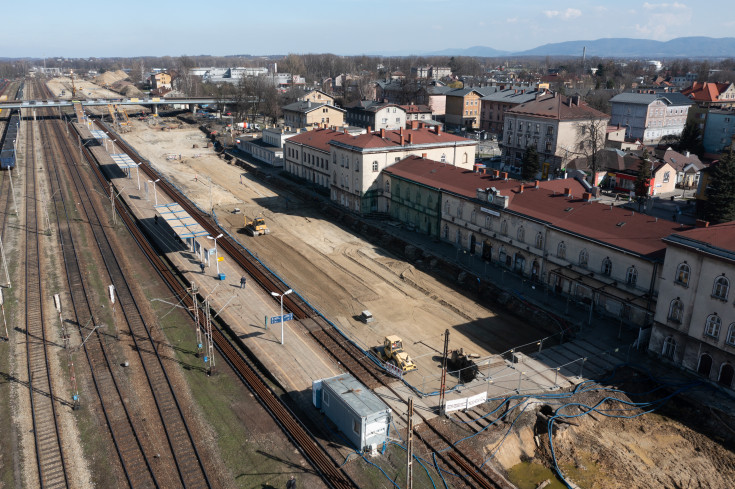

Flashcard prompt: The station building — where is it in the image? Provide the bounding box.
[283,124,477,214]
[383,156,692,330]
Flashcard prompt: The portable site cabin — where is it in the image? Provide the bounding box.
[314,373,391,451]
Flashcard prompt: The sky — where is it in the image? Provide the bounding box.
[2,0,734,58]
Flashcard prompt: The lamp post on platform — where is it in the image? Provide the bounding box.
[271,289,293,345]
[206,233,224,275]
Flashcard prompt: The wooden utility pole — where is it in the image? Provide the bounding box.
[439,329,449,415]
[406,397,414,489]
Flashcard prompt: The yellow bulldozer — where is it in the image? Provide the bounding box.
[374,335,417,372]
[244,215,270,236]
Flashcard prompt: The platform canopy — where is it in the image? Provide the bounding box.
[154,202,209,240]
[110,153,137,170]
[90,129,108,139]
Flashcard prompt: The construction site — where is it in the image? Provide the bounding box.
[0,75,732,489]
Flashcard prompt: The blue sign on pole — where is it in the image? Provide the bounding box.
[270,313,294,325]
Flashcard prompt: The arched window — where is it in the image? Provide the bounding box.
[455,229,462,244]
[705,314,721,339]
[332,171,337,184]
[675,262,690,286]
[557,242,566,259]
[385,180,390,193]
[372,161,379,172]
[535,232,543,249]
[579,249,589,268]
[727,323,735,346]
[444,200,450,214]
[501,220,508,235]
[463,152,468,164]
[662,336,676,359]
[626,266,638,286]
[485,216,492,230]
[470,210,477,224]
[712,275,729,300]
[602,257,612,276]
[668,299,683,323]
[456,201,463,217]
[517,226,525,242]
[442,223,449,239]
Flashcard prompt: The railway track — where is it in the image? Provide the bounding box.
[23,86,70,489]
[83,121,356,488]
[91,119,509,488]
[35,79,215,488]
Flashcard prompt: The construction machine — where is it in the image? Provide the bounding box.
[374,335,417,372]
[244,215,270,236]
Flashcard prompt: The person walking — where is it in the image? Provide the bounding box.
[286,475,296,489]
[200,262,205,274]
[240,276,247,289]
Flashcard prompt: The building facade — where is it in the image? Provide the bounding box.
[284,126,477,214]
[702,109,735,155]
[649,226,735,390]
[345,102,407,130]
[282,100,346,129]
[383,159,688,329]
[502,93,609,177]
[445,87,498,129]
[609,92,692,144]
[480,88,545,134]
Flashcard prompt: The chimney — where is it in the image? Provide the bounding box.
[685,151,690,157]
[435,125,442,135]
[492,169,500,178]
[411,120,419,130]
[380,128,386,138]
[519,183,524,193]
[367,126,371,133]
[421,153,427,159]
[564,187,572,197]
[400,127,404,138]
[501,172,508,180]
[534,180,539,189]
[696,219,710,228]
[582,192,592,201]
[408,133,413,144]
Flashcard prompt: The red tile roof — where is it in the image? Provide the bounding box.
[507,93,609,121]
[681,82,731,102]
[668,222,735,253]
[400,104,432,114]
[333,127,472,150]
[286,127,473,152]
[385,156,690,258]
[286,128,353,152]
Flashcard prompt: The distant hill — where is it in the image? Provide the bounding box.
[515,37,735,58]
[396,37,735,58]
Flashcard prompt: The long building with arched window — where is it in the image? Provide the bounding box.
[650,226,735,389]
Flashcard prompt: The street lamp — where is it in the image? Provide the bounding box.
[134,163,142,190]
[270,289,293,345]
[206,233,224,275]
[148,178,160,205]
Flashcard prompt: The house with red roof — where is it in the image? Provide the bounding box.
[283,126,477,213]
[384,155,692,328]
[650,223,735,390]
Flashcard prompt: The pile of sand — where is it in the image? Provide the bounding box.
[93,70,129,87]
[113,82,144,98]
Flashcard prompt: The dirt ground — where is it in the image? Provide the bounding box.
[118,116,735,489]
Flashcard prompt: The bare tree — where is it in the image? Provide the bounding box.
[569,118,609,186]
